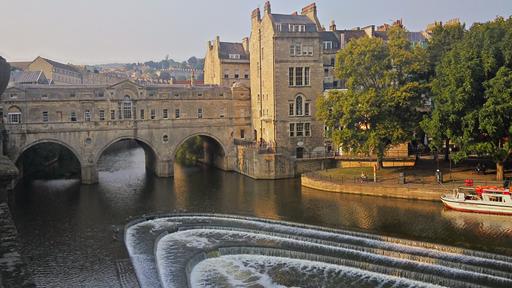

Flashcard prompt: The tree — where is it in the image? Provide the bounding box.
[423,17,512,180]
[420,22,465,160]
[318,26,428,168]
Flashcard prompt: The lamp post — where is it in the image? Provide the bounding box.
[449,147,452,182]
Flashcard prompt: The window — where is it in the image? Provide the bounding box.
[8,112,21,124]
[323,41,333,50]
[234,74,239,79]
[224,74,229,79]
[99,110,105,121]
[289,67,310,86]
[70,112,77,122]
[305,123,311,136]
[277,24,282,31]
[289,103,294,116]
[290,43,302,56]
[305,103,310,116]
[10,93,17,99]
[295,95,303,116]
[122,96,132,119]
[289,24,306,32]
[244,74,249,79]
[289,123,295,137]
[163,109,168,119]
[303,45,313,56]
[150,109,156,120]
[70,92,76,97]
[197,93,203,97]
[240,129,245,139]
[98,92,104,97]
[42,111,49,122]
[41,94,48,99]
[174,93,180,97]
[140,109,145,120]
[330,58,335,66]
[110,110,115,120]
[296,123,304,137]
[197,108,203,118]
[304,67,310,86]
[162,135,169,143]
[84,110,91,122]
[175,109,180,119]
[229,54,240,59]
[295,67,303,86]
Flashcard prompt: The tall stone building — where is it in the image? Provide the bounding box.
[204,36,250,88]
[249,2,326,158]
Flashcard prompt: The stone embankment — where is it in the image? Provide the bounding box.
[301,173,448,201]
[0,155,34,287]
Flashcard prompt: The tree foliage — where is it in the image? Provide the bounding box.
[423,16,512,180]
[318,26,428,166]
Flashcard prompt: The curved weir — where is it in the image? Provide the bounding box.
[124,214,512,288]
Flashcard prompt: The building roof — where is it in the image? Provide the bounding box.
[36,57,80,73]
[407,31,428,43]
[10,71,48,84]
[218,42,249,60]
[271,14,318,32]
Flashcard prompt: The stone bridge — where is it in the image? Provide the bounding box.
[1,80,252,184]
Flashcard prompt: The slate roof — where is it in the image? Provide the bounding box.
[9,62,31,71]
[271,14,318,32]
[218,42,249,60]
[10,71,48,84]
[320,31,340,50]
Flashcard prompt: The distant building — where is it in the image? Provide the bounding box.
[28,57,82,85]
[204,36,250,87]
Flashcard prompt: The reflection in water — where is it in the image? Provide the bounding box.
[10,146,512,287]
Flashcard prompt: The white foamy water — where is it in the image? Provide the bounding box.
[190,255,444,288]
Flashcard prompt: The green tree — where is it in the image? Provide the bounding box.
[319,26,428,168]
[420,22,465,160]
[423,17,512,180]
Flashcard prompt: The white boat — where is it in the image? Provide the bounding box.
[441,186,512,215]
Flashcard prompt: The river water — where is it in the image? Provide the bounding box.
[10,146,512,287]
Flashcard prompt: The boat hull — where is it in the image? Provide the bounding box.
[441,196,512,216]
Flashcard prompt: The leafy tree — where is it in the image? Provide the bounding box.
[318,26,428,168]
[424,16,512,180]
[420,22,465,159]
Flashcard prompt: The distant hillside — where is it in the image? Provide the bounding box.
[97,56,204,71]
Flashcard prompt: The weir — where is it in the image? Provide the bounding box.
[125,214,512,288]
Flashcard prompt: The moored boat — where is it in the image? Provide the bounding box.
[441,186,512,215]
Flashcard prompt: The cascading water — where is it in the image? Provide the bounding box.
[124,214,512,288]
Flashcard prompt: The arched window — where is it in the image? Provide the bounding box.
[295,95,303,116]
[123,96,132,119]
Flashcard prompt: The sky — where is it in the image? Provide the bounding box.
[1,0,510,64]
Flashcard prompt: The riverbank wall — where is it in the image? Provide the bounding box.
[0,156,35,287]
[301,173,447,201]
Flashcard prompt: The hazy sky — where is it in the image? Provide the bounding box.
[1,0,510,64]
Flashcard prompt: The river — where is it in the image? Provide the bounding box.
[10,145,512,287]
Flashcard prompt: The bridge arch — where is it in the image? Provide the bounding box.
[95,136,160,164]
[15,138,83,165]
[173,132,229,170]
[14,138,84,181]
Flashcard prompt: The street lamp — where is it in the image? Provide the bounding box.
[449,147,452,182]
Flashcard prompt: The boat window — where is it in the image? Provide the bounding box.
[488,196,503,202]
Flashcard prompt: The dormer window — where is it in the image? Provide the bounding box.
[289,24,306,32]
[229,54,240,59]
[323,41,333,50]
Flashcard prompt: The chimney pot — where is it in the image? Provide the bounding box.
[264,1,271,15]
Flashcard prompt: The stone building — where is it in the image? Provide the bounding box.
[204,36,250,88]
[249,2,326,159]
[28,57,82,85]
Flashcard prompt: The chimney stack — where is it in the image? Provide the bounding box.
[251,7,261,22]
[301,3,322,31]
[330,20,337,31]
[242,37,249,54]
[264,1,271,15]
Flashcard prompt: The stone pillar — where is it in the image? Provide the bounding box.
[154,159,174,178]
[81,164,98,185]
